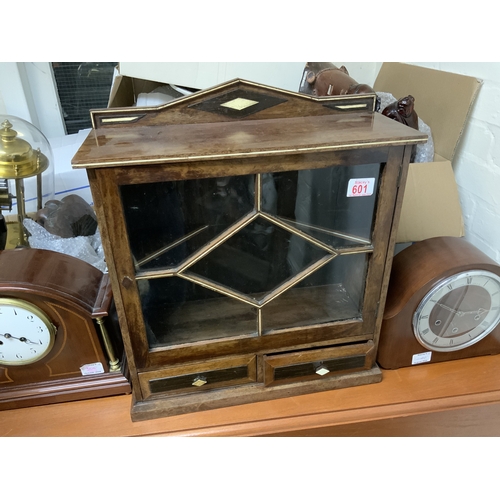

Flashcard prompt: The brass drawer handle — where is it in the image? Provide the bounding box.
[315,364,330,376]
[192,376,207,387]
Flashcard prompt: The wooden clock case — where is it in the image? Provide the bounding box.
[72,79,427,421]
[0,247,130,410]
[378,236,500,369]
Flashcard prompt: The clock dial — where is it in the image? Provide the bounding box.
[413,271,500,352]
[0,298,56,366]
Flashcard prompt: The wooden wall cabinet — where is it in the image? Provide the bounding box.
[72,79,426,421]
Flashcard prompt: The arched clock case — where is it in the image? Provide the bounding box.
[0,247,131,411]
[378,236,500,369]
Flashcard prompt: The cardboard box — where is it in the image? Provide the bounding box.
[374,63,482,243]
[108,64,482,243]
[107,74,188,108]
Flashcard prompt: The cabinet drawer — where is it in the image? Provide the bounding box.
[139,355,257,398]
[264,341,376,387]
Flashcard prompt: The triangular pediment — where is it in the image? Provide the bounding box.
[90,79,377,129]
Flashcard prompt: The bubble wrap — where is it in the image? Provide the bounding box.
[377,91,434,163]
[24,218,107,273]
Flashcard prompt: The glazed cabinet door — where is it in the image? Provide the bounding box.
[93,145,404,371]
[119,164,378,349]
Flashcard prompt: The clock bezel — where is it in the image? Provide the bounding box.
[0,297,57,366]
[412,270,500,353]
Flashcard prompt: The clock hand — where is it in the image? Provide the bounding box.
[437,304,464,317]
[462,308,488,315]
[459,308,489,320]
[1,333,39,345]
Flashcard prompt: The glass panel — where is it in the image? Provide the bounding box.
[270,164,381,247]
[139,276,258,348]
[186,215,330,302]
[261,253,368,333]
[120,175,255,271]
[121,165,378,347]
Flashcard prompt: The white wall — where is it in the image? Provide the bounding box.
[0,62,65,138]
[0,63,36,125]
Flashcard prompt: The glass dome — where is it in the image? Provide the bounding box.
[0,115,55,211]
[0,115,55,245]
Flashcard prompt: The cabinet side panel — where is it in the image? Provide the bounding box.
[87,169,144,400]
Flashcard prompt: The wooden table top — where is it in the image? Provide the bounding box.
[2,354,500,437]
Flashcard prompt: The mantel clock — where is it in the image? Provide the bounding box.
[378,236,500,369]
[72,79,426,420]
[0,247,131,410]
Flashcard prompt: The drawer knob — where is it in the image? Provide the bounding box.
[192,376,207,387]
[315,365,330,376]
[121,276,134,289]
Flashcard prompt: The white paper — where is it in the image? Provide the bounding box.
[80,362,105,376]
[347,178,375,197]
[412,352,432,365]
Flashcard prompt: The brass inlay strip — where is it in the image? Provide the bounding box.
[177,211,258,273]
[259,212,338,255]
[179,252,338,310]
[336,245,374,256]
[179,272,260,307]
[258,254,337,307]
[136,225,209,268]
[136,212,258,280]
[74,138,425,169]
[333,104,369,110]
[258,309,262,336]
[101,116,144,124]
[135,269,177,281]
[256,174,262,211]
[277,216,371,245]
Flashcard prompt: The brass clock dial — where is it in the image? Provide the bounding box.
[413,270,500,353]
[0,298,56,365]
